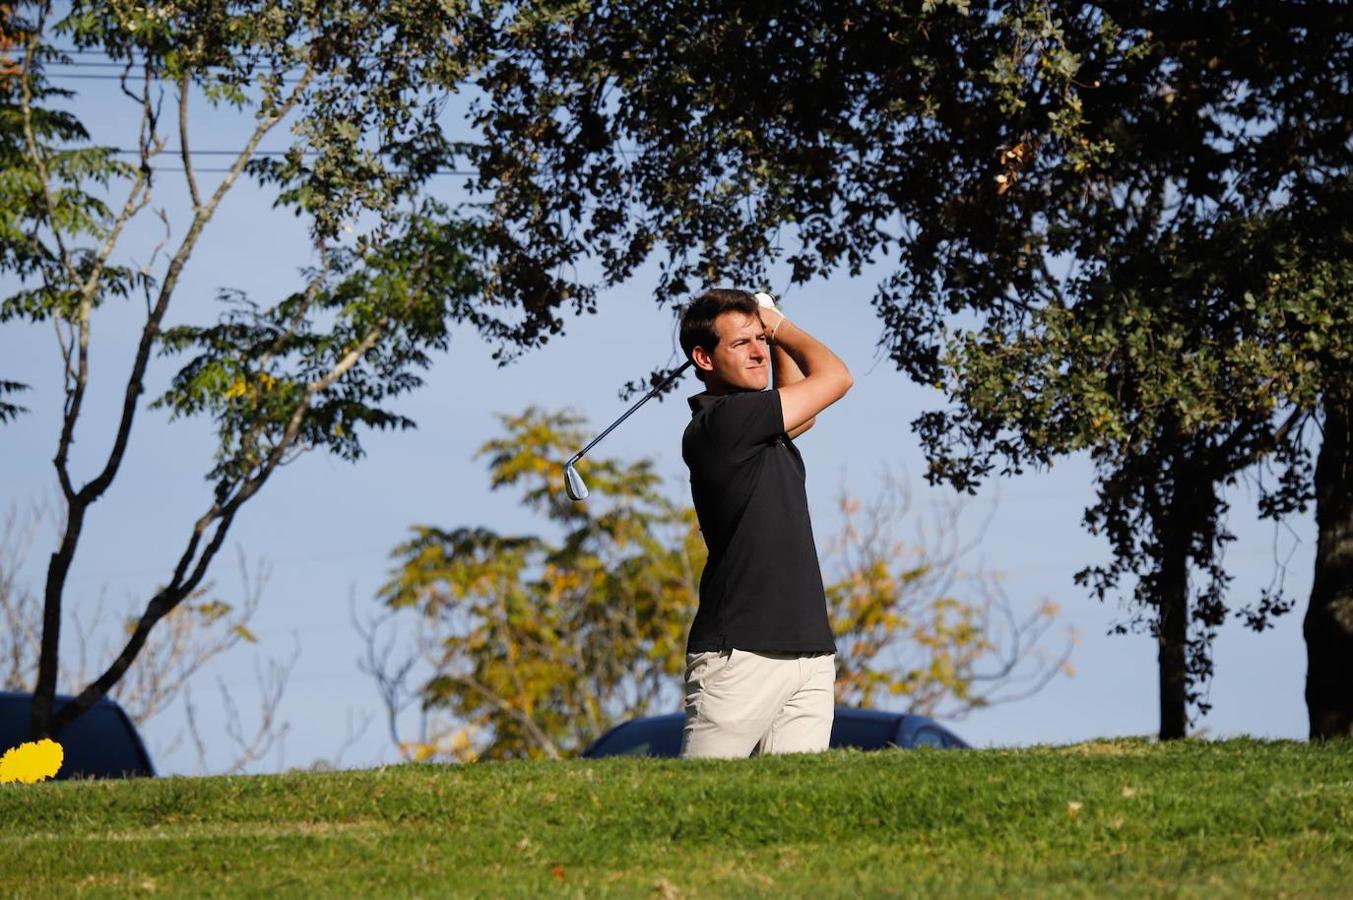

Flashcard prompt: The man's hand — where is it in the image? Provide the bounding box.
[753,291,785,335]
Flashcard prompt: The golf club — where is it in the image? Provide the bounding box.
[563,360,694,501]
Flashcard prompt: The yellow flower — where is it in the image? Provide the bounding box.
[0,739,64,784]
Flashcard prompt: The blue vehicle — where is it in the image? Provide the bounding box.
[0,691,155,779]
[582,706,968,758]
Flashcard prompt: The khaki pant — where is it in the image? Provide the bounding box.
[680,648,836,759]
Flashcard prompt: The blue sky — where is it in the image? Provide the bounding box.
[0,47,1316,775]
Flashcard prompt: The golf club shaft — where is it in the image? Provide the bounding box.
[567,360,693,465]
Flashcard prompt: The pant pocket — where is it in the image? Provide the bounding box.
[685,650,734,715]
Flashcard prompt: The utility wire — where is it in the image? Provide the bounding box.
[153,166,478,175]
[44,60,309,71]
[43,71,307,83]
[89,149,478,176]
[97,147,484,156]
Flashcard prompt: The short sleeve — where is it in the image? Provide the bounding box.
[705,390,785,463]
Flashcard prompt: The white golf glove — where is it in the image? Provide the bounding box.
[752,291,786,337]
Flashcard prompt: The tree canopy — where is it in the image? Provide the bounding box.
[463,0,1352,736]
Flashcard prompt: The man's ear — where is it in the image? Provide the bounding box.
[692,344,715,376]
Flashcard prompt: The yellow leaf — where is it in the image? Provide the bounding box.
[231,624,258,643]
[0,739,64,784]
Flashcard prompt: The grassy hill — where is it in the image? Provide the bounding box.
[2,739,1351,897]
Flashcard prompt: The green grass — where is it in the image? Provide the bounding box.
[2,739,1352,898]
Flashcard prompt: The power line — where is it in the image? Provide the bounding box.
[119,149,301,156]
[54,148,480,176]
[48,60,193,69]
[43,71,306,84]
[44,60,309,72]
[155,166,477,175]
[48,61,157,69]
[40,47,136,56]
[100,147,484,156]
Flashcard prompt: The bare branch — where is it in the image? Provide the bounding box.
[182,683,211,774]
[351,592,424,750]
[0,501,45,691]
[218,635,299,776]
[177,71,202,209]
[305,708,375,772]
[141,208,172,317]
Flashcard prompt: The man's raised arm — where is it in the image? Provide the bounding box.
[771,340,816,439]
[761,311,853,435]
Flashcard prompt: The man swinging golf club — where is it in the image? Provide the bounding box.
[677,288,852,758]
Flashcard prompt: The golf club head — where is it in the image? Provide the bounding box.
[564,462,589,501]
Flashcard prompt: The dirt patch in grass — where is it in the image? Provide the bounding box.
[1053,739,1156,756]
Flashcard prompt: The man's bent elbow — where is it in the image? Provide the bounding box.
[836,368,854,399]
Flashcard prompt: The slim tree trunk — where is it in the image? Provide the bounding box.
[1157,583,1189,739]
[1152,444,1200,741]
[1305,390,1353,739]
[1157,498,1190,741]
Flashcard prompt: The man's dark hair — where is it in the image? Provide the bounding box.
[680,289,760,382]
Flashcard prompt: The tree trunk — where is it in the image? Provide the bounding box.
[1305,390,1353,739]
[1155,448,1197,741]
[31,501,87,740]
[1157,499,1190,741]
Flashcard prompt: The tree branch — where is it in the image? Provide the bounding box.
[18,7,77,284]
[454,672,562,760]
[1218,404,1309,476]
[218,639,298,775]
[352,594,423,751]
[177,71,202,209]
[78,60,316,511]
[48,303,387,734]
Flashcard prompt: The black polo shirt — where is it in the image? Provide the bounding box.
[682,389,836,655]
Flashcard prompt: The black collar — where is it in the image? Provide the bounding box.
[688,389,769,415]
[687,392,718,415]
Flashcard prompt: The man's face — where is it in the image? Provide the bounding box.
[696,310,770,393]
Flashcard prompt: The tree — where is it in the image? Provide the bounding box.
[0,500,295,773]
[377,408,701,760]
[826,473,1072,717]
[462,1,1351,737]
[0,0,572,742]
[370,408,1071,760]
